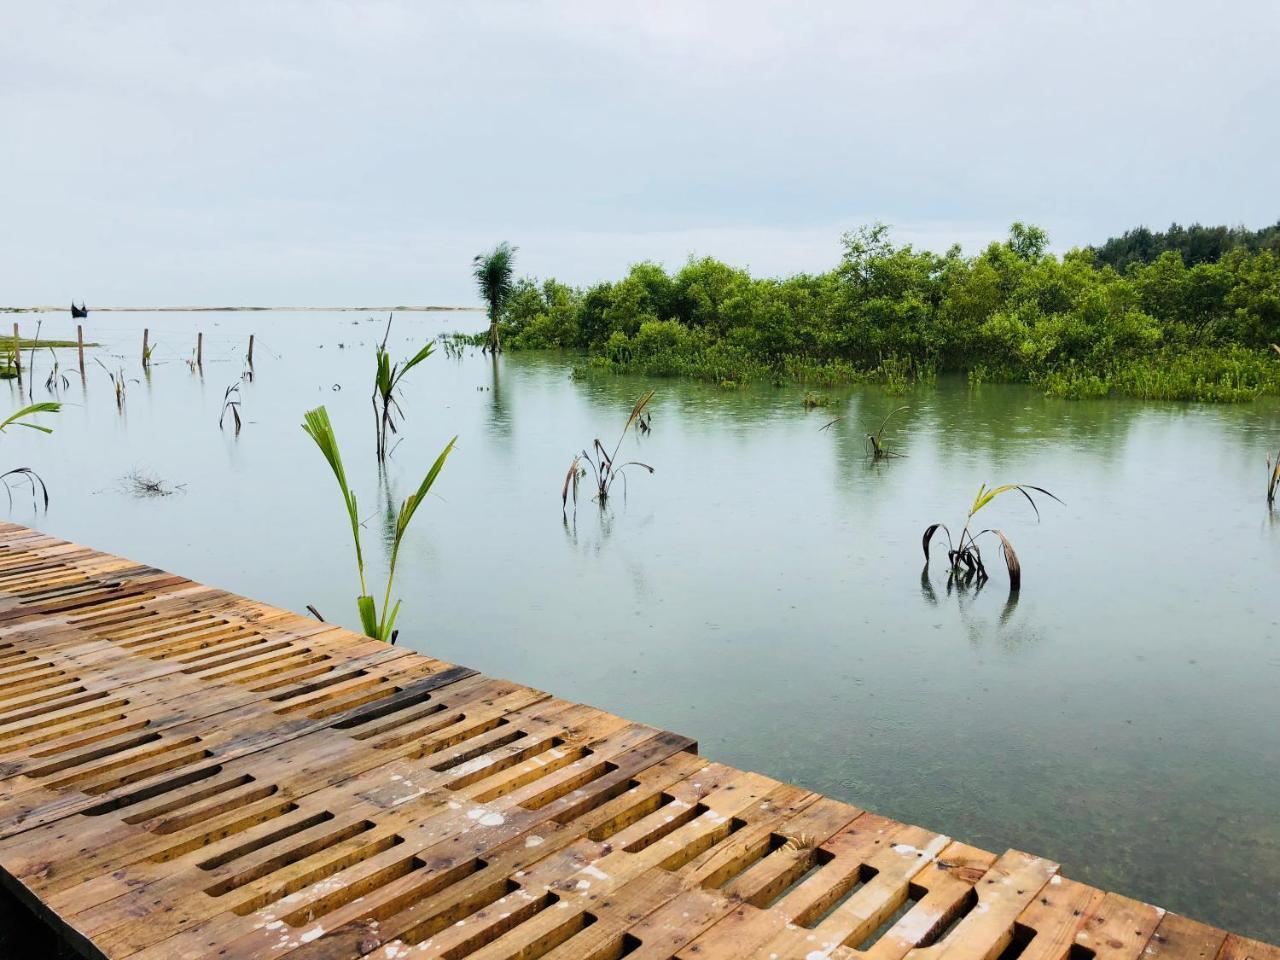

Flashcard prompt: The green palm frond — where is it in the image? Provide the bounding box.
[969,483,1062,521]
[472,242,518,320]
[925,481,1062,592]
[0,402,61,435]
[302,406,365,593]
[373,316,436,462]
[305,405,455,644]
[395,436,457,542]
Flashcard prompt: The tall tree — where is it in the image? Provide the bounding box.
[473,242,518,353]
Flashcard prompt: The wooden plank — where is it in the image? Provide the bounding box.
[0,649,473,838]
[1218,933,1280,960]
[1144,914,1229,960]
[0,523,1270,960]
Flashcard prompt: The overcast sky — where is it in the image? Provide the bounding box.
[3,1,1277,306]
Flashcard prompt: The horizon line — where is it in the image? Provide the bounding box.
[2,305,483,314]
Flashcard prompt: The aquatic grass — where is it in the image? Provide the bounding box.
[563,390,655,514]
[303,405,456,643]
[372,315,435,462]
[95,359,128,411]
[587,345,876,389]
[219,384,242,435]
[866,405,908,459]
[879,355,912,395]
[43,348,69,393]
[820,405,908,460]
[0,338,84,350]
[437,333,470,359]
[0,402,60,511]
[923,482,1062,591]
[1110,349,1276,402]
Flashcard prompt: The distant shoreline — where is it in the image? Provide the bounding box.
[0,305,482,313]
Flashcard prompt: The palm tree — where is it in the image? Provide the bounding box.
[472,242,517,354]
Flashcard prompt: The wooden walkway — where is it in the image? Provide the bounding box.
[0,522,1272,960]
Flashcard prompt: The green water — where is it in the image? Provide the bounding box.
[6,310,1278,940]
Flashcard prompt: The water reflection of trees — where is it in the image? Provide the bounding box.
[485,352,512,441]
[530,360,1161,498]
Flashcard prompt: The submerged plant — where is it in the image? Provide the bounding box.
[865,405,908,459]
[372,315,435,462]
[922,482,1062,591]
[219,384,242,434]
[437,334,468,360]
[820,405,908,460]
[44,348,69,393]
[96,359,127,411]
[562,390,655,514]
[303,405,456,643]
[0,402,60,510]
[473,242,517,354]
[123,469,184,498]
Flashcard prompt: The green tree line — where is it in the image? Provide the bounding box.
[1090,221,1280,272]
[493,222,1280,401]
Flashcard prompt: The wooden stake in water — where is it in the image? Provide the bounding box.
[142,328,149,368]
[197,332,203,369]
[248,334,255,368]
[11,323,18,377]
[77,324,85,376]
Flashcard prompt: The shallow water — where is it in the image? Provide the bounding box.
[6,310,1279,940]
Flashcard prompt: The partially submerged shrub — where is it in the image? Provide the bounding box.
[820,405,908,460]
[923,482,1061,590]
[563,390,655,514]
[372,315,435,462]
[865,405,908,459]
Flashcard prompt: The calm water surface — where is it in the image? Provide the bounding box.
[6,310,1279,940]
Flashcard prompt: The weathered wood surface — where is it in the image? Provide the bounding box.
[0,523,1273,960]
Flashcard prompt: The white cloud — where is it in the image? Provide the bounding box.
[1,1,1276,304]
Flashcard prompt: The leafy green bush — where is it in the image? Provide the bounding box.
[492,223,1280,401]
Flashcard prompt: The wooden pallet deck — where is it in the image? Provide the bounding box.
[0,522,1273,960]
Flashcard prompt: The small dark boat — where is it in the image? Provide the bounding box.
[71,302,88,319]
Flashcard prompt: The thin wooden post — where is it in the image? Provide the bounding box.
[247,334,255,367]
[11,323,19,376]
[142,328,149,368]
[196,332,203,369]
[77,324,85,376]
